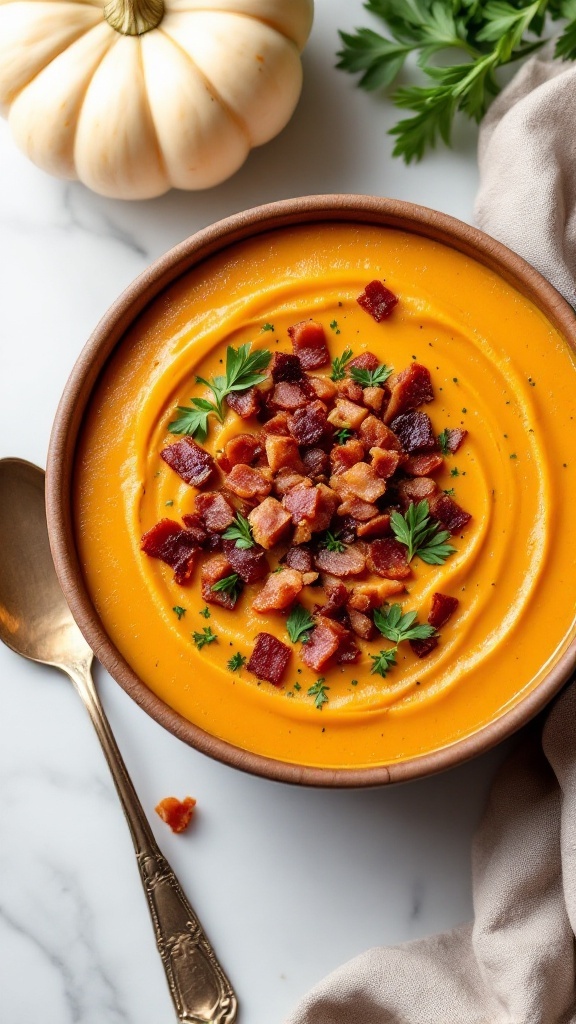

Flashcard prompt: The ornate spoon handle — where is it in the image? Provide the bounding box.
[66,655,238,1024]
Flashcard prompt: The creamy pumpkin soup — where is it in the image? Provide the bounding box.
[74,223,576,769]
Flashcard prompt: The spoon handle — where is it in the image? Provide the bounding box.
[66,657,238,1024]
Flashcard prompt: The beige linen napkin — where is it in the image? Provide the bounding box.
[285,682,576,1024]
[286,57,576,1024]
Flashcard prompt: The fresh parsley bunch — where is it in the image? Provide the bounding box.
[337,0,576,162]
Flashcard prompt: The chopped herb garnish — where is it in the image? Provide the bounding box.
[330,319,341,334]
[211,573,241,599]
[222,512,254,549]
[330,347,354,381]
[261,323,274,332]
[374,604,436,644]
[322,530,346,553]
[308,677,330,710]
[172,606,186,620]
[450,467,460,477]
[273,565,285,573]
[199,606,211,618]
[350,363,393,387]
[335,428,353,445]
[294,681,301,691]
[370,647,398,677]
[168,342,271,441]
[390,500,456,564]
[510,453,517,459]
[443,487,456,497]
[227,652,246,672]
[351,679,358,686]
[437,428,450,456]
[165,499,174,506]
[192,626,217,649]
[286,603,315,644]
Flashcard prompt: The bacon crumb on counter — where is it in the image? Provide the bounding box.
[155,796,196,834]
[288,320,330,370]
[357,280,398,322]
[161,437,215,488]
[247,633,291,685]
[428,593,459,629]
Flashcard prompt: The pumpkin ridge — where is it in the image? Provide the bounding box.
[162,6,306,50]
[156,23,251,145]
[134,35,170,183]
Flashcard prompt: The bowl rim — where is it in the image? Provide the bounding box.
[46,193,576,788]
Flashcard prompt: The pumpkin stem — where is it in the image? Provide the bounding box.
[104,0,164,35]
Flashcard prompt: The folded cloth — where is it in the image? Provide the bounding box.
[475,50,576,307]
[285,682,576,1023]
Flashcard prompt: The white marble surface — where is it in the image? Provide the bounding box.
[0,2,512,1022]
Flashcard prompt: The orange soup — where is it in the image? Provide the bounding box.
[74,223,576,769]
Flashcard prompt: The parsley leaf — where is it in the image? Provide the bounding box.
[330,347,354,381]
[261,323,275,332]
[172,606,186,620]
[374,604,436,644]
[227,652,246,672]
[286,604,315,644]
[168,342,271,441]
[322,530,346,553]
[330,319,341,334]
[192,626,217,649]
[437,428,450,455]
[350,363,393,387]
[335,428,353,444]
[222,513,254,549]
[390,500,456,564]
[308,677,330,710]
[199,606,211,618]
[211,573,241,599]
[370,647,398,677]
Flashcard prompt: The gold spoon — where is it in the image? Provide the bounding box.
[0,457,238,1024]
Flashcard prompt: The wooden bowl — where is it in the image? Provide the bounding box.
[46,195,576,787]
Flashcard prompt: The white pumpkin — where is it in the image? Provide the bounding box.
[0,0,313,198]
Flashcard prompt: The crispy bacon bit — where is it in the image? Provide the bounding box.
[302,447,330,478]
[314,545,366,578]
[303,571,319,585]
[265,434,304,474]
[336,378,364,404]
[271,351,304,383]
[195,492,235,532]
[155,796,196,834]
[160,438,215,488]
[248,497,292,549]
[404,453,444,476]
[410,636,439,658]
[348,579,405,612]
[201,553,238,608]
[308,376,337,402]
[330,439,365,475]
[284,545,314,573]
[252,568,303,612]
[348,351,380,371]
[288,401,330,446]
[223,433,261,468]
[288,320,330,370]
[273,468,308,497]
[262,411,290,436]
[370,447,401,480]
[362,386,386,414]
[348,607,375,641]
[223,540,268,583]
[356,514,392,538]
[337,497,379,521]
[336,633,361,664]
[389,411,436,452]
[180,513,208,547]
[327,398,369,431]
[367,538,412,580]
[300,615,346,670]
[337,516,357,544]
[384,364,434,424]
[429,494,472,534]
[226,386,262,419]
[293,523,313,545]
[398,476,438,508]
[247,632,291,686]
[367,421,404,454]
[428,593,459,629]
[309,484,340,533]
[225,464,272,501]
[141,519,200,584]
[445,428,467,453]
[357,280,398,322]
[284,483,321,526]
[270,381,309,410]
[338,462,387,503]
[318,580,348,617]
